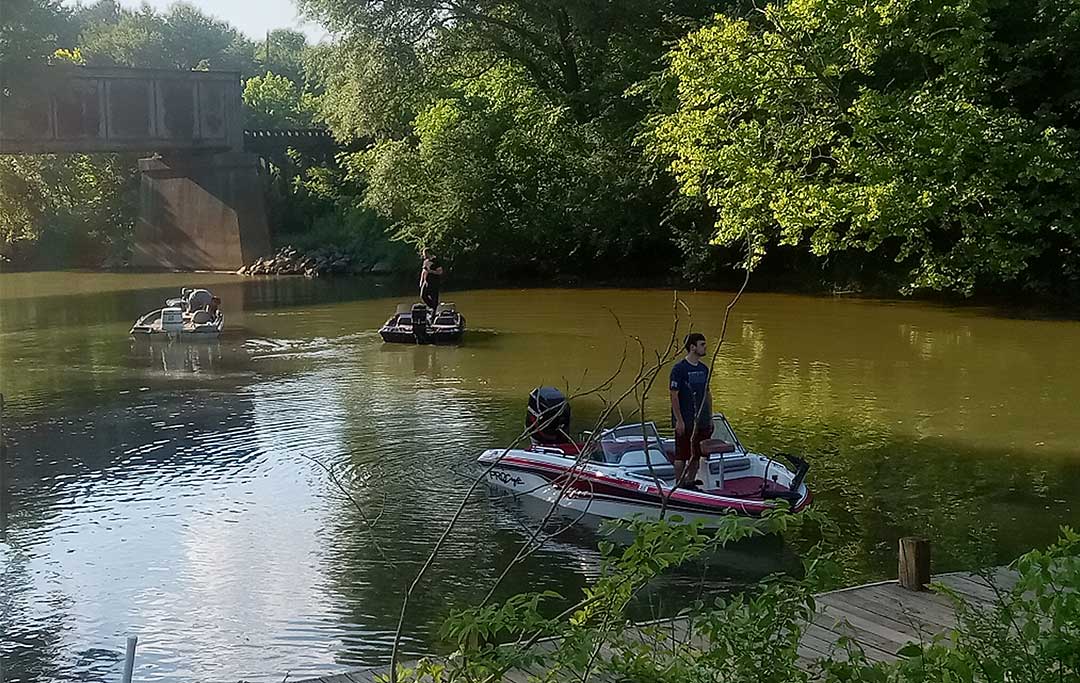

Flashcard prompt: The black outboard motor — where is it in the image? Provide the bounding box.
[526,386,571,444]
[411,303,429,341]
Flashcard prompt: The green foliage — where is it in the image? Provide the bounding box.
[350,62,671,276]
[301,0,716,278]
[0,0,76,66]
[242,72,317,128]
[0,154,137,267]
[270,158,412,271]
[78,1,257,72]
[254,29,310,86]
[643,0,1080,296]
[307,36,428,140]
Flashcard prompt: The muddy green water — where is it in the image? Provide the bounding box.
[1,272,1078,682]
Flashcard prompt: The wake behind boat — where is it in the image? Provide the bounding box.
[130,288,224,339]
[479,387,811,528]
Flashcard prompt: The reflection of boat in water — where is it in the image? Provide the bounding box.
[479,387,812,529]
[130,288,223,338]
[379,302,465,344]
[135,337,223,374]
[492,491,802,587]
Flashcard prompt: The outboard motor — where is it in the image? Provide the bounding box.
[410,303,429,340]
[526,386,571,444]
[160,307,184,336]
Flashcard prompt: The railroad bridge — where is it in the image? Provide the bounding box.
[0,66,339,271]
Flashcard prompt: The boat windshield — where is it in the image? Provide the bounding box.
[598,422,669,465]
[710,415,739,447]
[600,422,663,444]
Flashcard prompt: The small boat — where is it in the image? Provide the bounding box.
[130,288,224,338]
[379,302,465,344]
[478,387,811,528]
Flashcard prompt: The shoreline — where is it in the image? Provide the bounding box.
[1,266,1077,321]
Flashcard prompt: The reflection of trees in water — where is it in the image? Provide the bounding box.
[743,417,1080,583]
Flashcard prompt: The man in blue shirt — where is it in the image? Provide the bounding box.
[669,333,714,489]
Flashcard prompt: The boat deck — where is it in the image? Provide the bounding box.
[294,567,1016,682]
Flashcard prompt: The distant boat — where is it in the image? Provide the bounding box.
[130,288,224,339]
[379,302,465,344]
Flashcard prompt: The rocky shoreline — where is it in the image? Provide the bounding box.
[236,245,391,278]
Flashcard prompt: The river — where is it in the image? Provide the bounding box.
[1,272,1078,682]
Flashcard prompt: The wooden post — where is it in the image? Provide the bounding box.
[898,537,931,591]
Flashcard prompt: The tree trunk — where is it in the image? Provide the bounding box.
[554,8,581,94]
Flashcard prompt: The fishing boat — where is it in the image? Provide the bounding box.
[130,288,224,338]
[478,387,811,528]
[379,302,465,344]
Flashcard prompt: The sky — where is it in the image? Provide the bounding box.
[69,0,331,42]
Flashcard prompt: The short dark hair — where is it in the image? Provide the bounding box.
[684,332,706,351]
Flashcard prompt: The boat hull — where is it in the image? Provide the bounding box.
[130,326,222,339]
[379,328,464,344]
[130,307,223,338]
[480,450,811,528]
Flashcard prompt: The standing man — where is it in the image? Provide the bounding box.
[669,333,714,489]
[419,247,444,321]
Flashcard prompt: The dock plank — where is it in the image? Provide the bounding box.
[817,599,923,642]
[814,606,912,654]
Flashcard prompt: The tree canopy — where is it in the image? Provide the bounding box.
[643,0,1080,295]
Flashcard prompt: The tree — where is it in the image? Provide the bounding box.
[0,0,75,66]
[78,1,257,73]
[242,71,317,128]
[298,0,727,117]
[643,0,1080,296]
[306,35,429,141]
[300,0,717,275]
[255,28,310,85]
[0,153,137,266]
[358,63,671,274]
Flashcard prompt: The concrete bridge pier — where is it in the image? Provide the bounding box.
[133,151,270,271]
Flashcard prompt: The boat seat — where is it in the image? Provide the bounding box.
[700,439,735,455]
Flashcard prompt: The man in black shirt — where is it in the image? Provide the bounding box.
[669,333,714,489]
[419,248,444,321]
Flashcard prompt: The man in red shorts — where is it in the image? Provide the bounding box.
[669,333,714,489]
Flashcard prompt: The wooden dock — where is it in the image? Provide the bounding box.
[297,544,1016,683]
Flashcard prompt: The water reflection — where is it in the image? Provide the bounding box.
[131,338,224,376]
[0,275,1078,682]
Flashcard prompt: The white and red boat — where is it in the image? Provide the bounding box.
[478,387,811,528]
